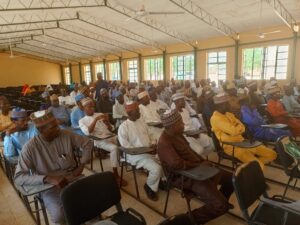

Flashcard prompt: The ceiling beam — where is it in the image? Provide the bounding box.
[106,0,194,47]
[58,21,140,54]
[0,11,77,26]
[0,0,106,11]
[264,0,299,32]
[77,12,164,51]
[169,0,238,39]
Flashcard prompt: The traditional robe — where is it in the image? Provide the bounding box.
[267,99,300,136]
[241,105,290,142]
[79,113,118,167]
[70,107,85,135]
[282,95,300,113]
[14,130,92,224]
[210,111,277,169]
[118,118,162,192]
[112,100,128,128]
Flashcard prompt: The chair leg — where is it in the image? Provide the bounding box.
[163,189,171,217]
[120,162,124,189]
[34,196,41,225]
[293,179,298,189]
[38,196,49,225]
[282,177,293,199]
[98,149,104,172]
[132,166,140,199]
[90,148,94,171]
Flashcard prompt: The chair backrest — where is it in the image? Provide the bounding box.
[157,214,195,225]
[232,161,267,213]
[61,172,121,225]
[275,136,295,173]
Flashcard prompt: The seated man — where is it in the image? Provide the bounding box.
[96,88,113,123]
[267,86,300,137]
[70,94,85,135]
[118,102,163,201]
[112,91,128,128]
[211,93,277,170]
[48,94,71,127]
[282,86,300,113]
[79,97,126,186]
[138,91,163,142]
[241,97,291,142]
[0,96,14,133]
[14,110,93,225]
[70,83,79,104]
[58,88,73,106]
[157,110,234,225]
[225,82,241,118]
[173,93,214,156]
[148,87,169,111]
[4,108,37,157]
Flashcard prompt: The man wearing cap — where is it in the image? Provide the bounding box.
[78,86,90,97]
[118,102,163,201]
[95,72,108,100]
[158,109,234,225]
[14,110,93,225]
[138,91,163,141]
[113,91,128,128]
[4,108,37,157]
[79,97,126,185]
[70,83,79,104]
[267,86,300,137]
[0,96,14,133]
[225,82,241,118]
[173,93,214,156]
[58,88,73,106]
[282,86,300,113]
[70,94,86,135]
[211,93,277,169]
[148,87,169,112]
[48,94,71,128]
[96,88,113,122]
[171,91,198,117]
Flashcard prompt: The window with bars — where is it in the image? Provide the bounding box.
[207,51,227,85]
[242,45,289,80]
[64,67,71,85]
[144,58,163,80]
[84,64,92,84]
[109,62,121,80]
[95,63,105,80]
[127,59,138,82]
[170,54,194,80]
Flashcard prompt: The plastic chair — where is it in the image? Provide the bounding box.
[60,171,146,225]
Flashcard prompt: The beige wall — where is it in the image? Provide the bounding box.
[0,53,61,87]
[61,24,299,85]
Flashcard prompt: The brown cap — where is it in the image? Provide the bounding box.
[30,110,56,128]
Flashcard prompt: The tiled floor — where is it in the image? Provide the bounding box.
[1,149,300,225]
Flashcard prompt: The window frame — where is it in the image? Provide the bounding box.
[207,51,227,85]
[83,64,92,85]
[144,57,163,81]
[64,67,71,85]
[95,63,105,80]
[170,54,195,80]
[127,59,138,83]
[109,61,121,81]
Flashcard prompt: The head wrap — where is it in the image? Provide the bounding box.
[137,91,149,100]
[267,86,281,95]
[80,97,93,107]
[213,93,230,104]
[79,86,89,95]
[50,94,58,101]
[11,107,27,119]
[172,93,184,102]
[160,109,182,127]
[75,93,85,102]
[125,101,139,113]
[30,110,56,128]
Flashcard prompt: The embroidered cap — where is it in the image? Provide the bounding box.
[160,109,182,127]
[125,101,139,113]
[30,110,56,127]
[137,91,149,100]
[267,86,281,95]
[11,107,27,119]
[213,93,230,104]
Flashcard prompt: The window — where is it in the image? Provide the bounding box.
[84,64,91,84]
[170,54,194,80]
[128,60,138,82]
[109,62,121,80]
[207,51,227,85]
[64,67,71,85]
[95,63,105,80]
[242,45,289,80]
[144,58,163,80]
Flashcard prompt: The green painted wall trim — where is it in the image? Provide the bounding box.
[68,63,73,84]
[78,62,83,83]
[90,61,94,82]
[103,59,107,80]
[234,40,239,79]
[60,64,64,84]
[138,54,142,82]
[193,47,197,81]
[163,50,167,83]
[119,57,123,81]
[291,32,298,80]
